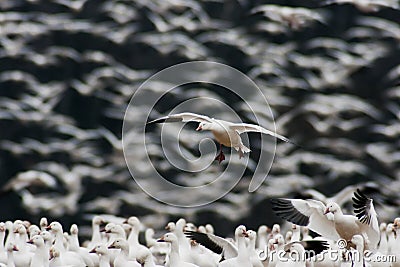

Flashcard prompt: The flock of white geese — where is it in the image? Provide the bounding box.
[1,188,400,266]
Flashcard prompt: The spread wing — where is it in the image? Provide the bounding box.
[352,189,380,249]
[229,123,294,144]
[147,112,213,124]
[270,198,340,241]
[185,231,238,259]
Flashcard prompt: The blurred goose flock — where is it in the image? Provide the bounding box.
[0,0,400,265]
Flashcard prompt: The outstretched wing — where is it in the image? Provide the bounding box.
[352,189,380,249]
[185,231,238,259]
[270,198,340,241]
[147,112,212,124]
[229,123,294,144]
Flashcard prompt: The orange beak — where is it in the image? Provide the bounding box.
[324,208,330,215]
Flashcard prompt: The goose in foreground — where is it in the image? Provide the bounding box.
[147,112,294,163]
[270,189,380,249]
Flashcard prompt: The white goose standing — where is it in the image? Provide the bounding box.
[108,238,140,267]
[246,230,263,267]
[148,112,294,163]
[27,235,49,267]
[157,233,199,267]
[125,216,149,259]
[89,244,111,267]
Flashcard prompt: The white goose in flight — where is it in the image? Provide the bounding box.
[270,189,380,249]
[147,112,294,163]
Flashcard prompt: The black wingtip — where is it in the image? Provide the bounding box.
[184,231,223,255]
[270,198,310,226]
[352,188,372,225]
[303,240,330,257]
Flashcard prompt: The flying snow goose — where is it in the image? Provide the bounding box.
[270,198,341,241]
[147,112,294,163]
[271,189,380,249]
[157,233,199,267]
[325,189,380,249]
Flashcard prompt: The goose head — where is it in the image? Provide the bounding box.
[165,222,175,231]
[46,222,63,233]
[196,121,212,131]
[324,202,340,215]
[158,232,178,243]
[108,238,129,250]
[247,230,257,241]
[235,225,248,238]
[27,235,45,247]
[89,244,108,255]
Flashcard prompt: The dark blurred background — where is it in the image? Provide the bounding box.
[0,0,399,237]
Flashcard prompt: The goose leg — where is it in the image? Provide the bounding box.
[215,144,225,164]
